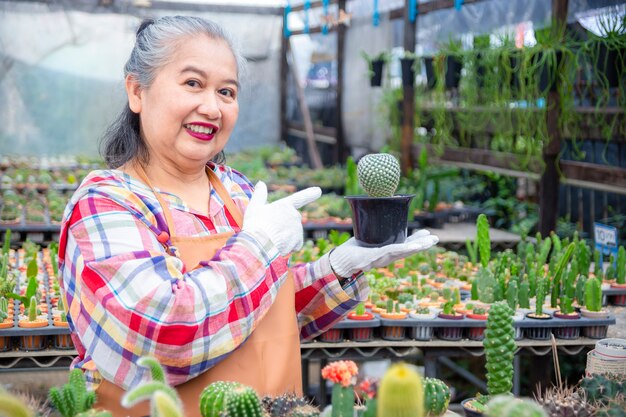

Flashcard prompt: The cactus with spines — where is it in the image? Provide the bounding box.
[423,377,450,417]
[28,295,37,321]
[518,280,530,309]
[286,405,320,417]
[575,275,586,306]
[377,363,424,417]
[605,255,616,281]
[485,395,547,417]
[537,238,552,267]
[483,301,516,396]
[356,153,401,197]
[550,242,575,308]
[223,385,264,417]
[48,369,96,417]
[121,356,181,414]
[269,393,308,417]
[506,280,518,310]
[535,276,547,316]
[617,246,626,284]
[580,374,624,406]
[200,381,239,417]
[76,410,113,417]
[0,389,34,417]
[584,277,603,312]
[477,214,491,268]
[535,384,591,417]
[594,395,626,417]
[0,296,8,321]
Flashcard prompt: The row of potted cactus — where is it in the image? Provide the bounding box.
[0,189,70,225]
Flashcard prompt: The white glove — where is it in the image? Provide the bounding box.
[243,181,321,256]
[329,229,439,277]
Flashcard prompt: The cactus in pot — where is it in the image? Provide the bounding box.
[345,153,414,247]
[423,377,451,417]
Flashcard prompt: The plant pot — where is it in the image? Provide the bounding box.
[437,312,464,341]
[0,335,11,352]
[53,333,74,350]
[19,334,47,351]
[466,313,488,341]
[380,325,407,341]
[525,312,553,340]
[445,55,463,90]
[370,59,384,87]
[400,57,416,87]
[595,338,626,360]
[461,398,484,417]
[580,308,609,339]
[609,294,626,306]
[348,327,374,342]
[346,194,414,247]
[424,56,436,89]
[318,328,343,343]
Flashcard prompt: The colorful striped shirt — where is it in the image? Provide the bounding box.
[58,163,368,390]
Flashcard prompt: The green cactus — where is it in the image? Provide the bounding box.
[377,363,424,417]
[585,277,603,312]
[506,280,518,311]
[345,156,361,196]
[442,288,452,301]
[0,389,34,417]
[75,410,113,417]
[578,241,591,277]
[518,281,530,309]
[269,393,308,417]
[0,297,8,321]
[357,153,401,197]
[575,275,587,306]
[559,295,574,315]
[477,268,496,304]
[483,301,516,396]
[48,369,96,417]
[330,383,354,417]
[224,385,263,417]
[550,242,575,308]
[471,279,478,301]
[200,381,239,417]
[28,295,38,322]
[152,390,183,417]
[477,214,491,268]
[121,357,180,412]
[580,374,624,406]
[617,246,626,285]
[594,396,626,417]
[466,238,478,265]
[287,405,320,417]
[605,255,616,281]
[363,398,377,417]
[423,377,450,417]
[484,395,547,417]
[535,277,547,316]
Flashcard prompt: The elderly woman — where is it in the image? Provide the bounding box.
[58,16,438,417]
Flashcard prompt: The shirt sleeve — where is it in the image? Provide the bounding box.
[291,253,369,341]
[62,191,287,390]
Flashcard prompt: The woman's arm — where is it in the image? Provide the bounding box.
[62,193,286,390]
[290,255,369,340]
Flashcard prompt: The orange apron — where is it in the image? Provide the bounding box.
[94,166,302,417]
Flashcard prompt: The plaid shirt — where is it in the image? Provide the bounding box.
[58,163,368,390]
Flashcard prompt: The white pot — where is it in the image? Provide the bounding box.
[595,338,626,360]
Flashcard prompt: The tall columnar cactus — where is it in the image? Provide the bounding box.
[484,395,547,417]
[550,242,575,308]
[224,385,264,417]
[423,377,451,417]
[518,280,530,309]
[200,381,239,417]
[357,153,401,197]
[48,369,97,417]
[617,246,626,284]
[476,214,491,268]
[377,363,424,417]
[575,275,587,306]
[535,276,547,316]
[506,280,518,311]
[483,301,516,396]
[0,296,8,321]
[28,295,37,322]
[585,277,602,312]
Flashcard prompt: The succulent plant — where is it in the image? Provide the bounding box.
[535,384,592,417]
[48,369,96,417]
[580,374,624,406]
[223,385,263,417]
[423,377,451,417]
[200,381,239,417]
[377,363,424,417]
[584,277,603,312]
[269,393,308,417]
[483,301,516,396]
[357,153,401,197]
[485,395,547,417]
[594,394,626,417]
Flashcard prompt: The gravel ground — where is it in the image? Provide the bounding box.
[606,305,626,339]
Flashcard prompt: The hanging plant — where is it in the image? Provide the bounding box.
[361,50,391,87]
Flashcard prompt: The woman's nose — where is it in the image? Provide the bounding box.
[198,93,221,119]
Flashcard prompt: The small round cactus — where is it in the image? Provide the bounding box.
[377,363,424,417]
[485,395,547,417]
[357,153,401,197]
[200,381,239,417]
[270,393,308,417]
[224,385,263,417]
[423,377,451,417]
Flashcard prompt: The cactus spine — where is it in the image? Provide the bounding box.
[48,369,96,417]
[200,381,239,417]
[483,301,516,396]
[585,277,602,312]
[423,377,451,417]
[357,153,401,197]
[269,393,308,417]
[377,363,424,417]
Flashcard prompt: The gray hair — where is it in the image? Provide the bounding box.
[101,16,246,168]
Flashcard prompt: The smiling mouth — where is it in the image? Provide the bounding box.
[184,124,216,134]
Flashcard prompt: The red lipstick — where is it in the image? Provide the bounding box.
[184,122,219,142]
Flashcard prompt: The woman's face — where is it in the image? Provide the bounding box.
[127,34,239,169]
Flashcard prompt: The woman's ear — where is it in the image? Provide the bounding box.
[125,74,142,113]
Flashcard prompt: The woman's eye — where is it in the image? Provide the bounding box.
[219,88,236,98]
[186,79,201,88]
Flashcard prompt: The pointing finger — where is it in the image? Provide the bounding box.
[277,187,322,209]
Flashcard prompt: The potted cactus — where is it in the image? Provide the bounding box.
[321,360,358,417]
[380,299,409,341]
[581,277,610,339]
[346,303,377,342]
[18,295,49,350]
[345,153,414,247]
[423,377,451,417]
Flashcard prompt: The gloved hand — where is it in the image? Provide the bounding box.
[329,229,439,277]
[243,181,321,256]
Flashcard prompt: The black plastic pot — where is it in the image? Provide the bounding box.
[424,56,436,89]
[400,57,416,87]
[461,398,484,417]
[345,194,414,247]
[370,59,384,87]
[445,55,462,89]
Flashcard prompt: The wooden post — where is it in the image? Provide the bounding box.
[401,0,417,175]
[336,0,347,165]
[280,11,288,144]
[538,0,568,236]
